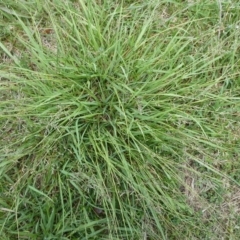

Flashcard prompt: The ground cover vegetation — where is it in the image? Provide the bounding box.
[0,0,240,239]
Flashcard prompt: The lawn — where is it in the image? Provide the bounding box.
[0,0,240,239]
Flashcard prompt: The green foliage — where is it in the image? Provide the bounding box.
[0,0,240,239]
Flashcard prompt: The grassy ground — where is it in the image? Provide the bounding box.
[0,0,240,239]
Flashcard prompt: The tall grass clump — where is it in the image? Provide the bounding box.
[1,0,240,239]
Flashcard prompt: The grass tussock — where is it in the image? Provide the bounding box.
[1,0,240,239]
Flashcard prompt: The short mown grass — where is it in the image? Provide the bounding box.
[1,0,240,239]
